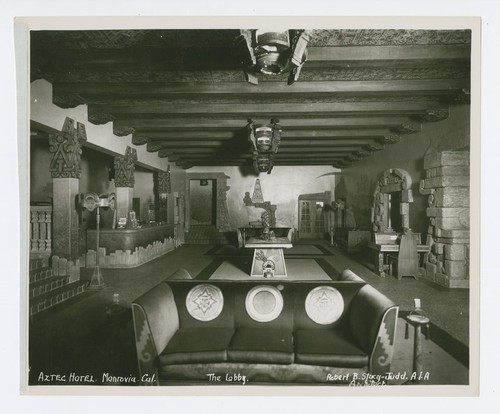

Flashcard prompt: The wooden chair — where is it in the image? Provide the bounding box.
[389,230,420,279]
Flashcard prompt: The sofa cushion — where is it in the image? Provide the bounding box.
[159,327,235,365]
[227,327,294,364]
[294,329,368,368]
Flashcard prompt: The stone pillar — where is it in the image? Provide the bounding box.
[49,117,87,280]
[52,178,80,259]
[420,151,469,288]
[114,146,137,221]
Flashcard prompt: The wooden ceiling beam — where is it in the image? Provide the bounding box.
[88,101,445,122]
[53,79,468,101]
[173,151,353,157]
[113,116,416,134]
[306,45,470,65]
[43,45,470,74]
[157,146,368,154]
[141,128,397,140]
[150,138,381,148]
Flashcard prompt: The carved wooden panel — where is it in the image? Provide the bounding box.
[48,117,87,179]
[114,146,137,187]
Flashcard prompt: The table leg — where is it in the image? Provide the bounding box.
[375,252,387,277]
[278,248,287,277]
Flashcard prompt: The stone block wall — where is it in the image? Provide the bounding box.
[419,151,469,288]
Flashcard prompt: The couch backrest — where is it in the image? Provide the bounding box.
[165,280,366,331]
[339,269,364,282]
[349,284,396,353]
[133,282,180,356]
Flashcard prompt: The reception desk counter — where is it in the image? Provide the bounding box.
[86,224,176,269]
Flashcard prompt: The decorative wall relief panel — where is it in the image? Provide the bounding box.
[158,166,171,195]
[48,117,87,179]
[243,179,277,227]
[114,146,138,187]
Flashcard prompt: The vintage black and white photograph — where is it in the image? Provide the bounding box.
[19,17,479,395]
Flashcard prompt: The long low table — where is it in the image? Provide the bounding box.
[245,236,293,278]
[367,241,430,278]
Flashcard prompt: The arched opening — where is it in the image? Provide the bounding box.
[371,168,413,233]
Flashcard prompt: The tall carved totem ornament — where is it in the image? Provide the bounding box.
[114,146,138,187]
[48,117,87,277]
[49,117,87,178]
[158,166,171,194]
[157,166,171,222]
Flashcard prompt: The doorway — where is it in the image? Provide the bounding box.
[189,179,216,225]
[298,191,331,239]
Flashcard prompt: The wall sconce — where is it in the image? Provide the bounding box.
[247,118,282,174]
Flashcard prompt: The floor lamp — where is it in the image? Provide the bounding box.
[83,193,115,290]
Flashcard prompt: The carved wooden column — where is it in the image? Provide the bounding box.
[157,166,171,223]
[49,117,86,270]
[420,151,470,288]
[114,146,137,221]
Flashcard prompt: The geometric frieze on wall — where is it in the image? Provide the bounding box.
[114,146,138,188]
[48,117,87,179]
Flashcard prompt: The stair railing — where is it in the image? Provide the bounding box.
[30,205,52,256]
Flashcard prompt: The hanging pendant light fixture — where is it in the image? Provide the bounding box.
[247,118,282,174]
[235,29,311,85]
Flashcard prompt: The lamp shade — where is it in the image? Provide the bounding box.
[254,125,273,151]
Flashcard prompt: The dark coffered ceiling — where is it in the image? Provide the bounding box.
[30,29,471,169]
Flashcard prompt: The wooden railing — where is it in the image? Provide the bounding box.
[30,205,52,255]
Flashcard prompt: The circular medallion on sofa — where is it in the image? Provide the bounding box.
[245,285,283,322]
[305,286,344,325]
[186,284,224,321]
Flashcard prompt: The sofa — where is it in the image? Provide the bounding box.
[131,269,398,385]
